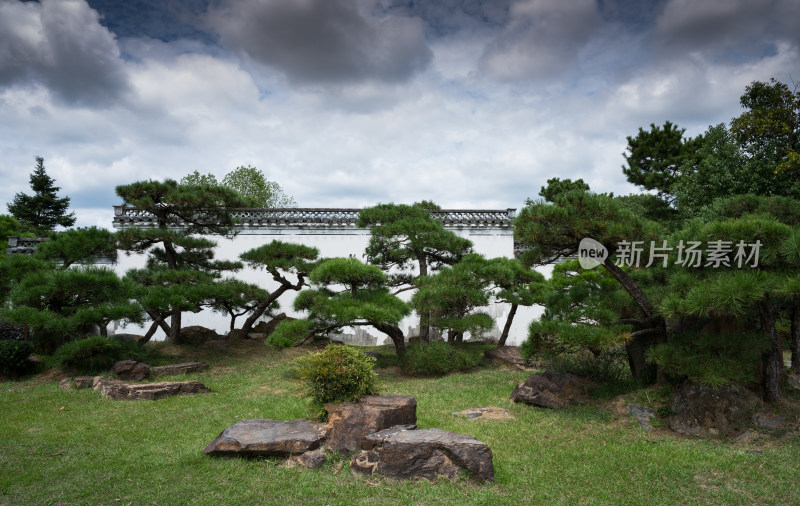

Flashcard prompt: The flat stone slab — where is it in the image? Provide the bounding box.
[203,419,327,457]
[93,378,211,400]
[150,362,208,378]
[325,395,417,452]
[351,427,494,482]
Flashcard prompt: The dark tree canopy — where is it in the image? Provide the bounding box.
[622,121,703,204]
[7,157,76,233]
[538,177,590,203]
[731,78,800,174]
[115,179,250,342]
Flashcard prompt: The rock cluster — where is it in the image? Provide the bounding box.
[203,395,494,482]
[324,395,416,452]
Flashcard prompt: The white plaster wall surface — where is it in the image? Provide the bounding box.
[113,222,543,346]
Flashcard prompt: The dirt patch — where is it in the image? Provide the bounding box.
[452,406,514,420]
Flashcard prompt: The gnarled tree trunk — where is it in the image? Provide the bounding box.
[603,258,665,384]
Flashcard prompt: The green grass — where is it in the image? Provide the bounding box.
[1,340,799,505]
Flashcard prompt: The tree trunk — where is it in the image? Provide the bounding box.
[498,303,518,347]
[418,256,430,342]
[374,323,406,357]
[240,284,291,335]
[603,258,665,384]
[758,297,783,402]
[168,312,181,343]
[791,296,800,372]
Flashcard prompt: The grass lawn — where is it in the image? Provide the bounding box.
[2,340,799,505]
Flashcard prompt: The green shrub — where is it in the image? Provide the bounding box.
[267,319,313,349]
[548,346,631,383]
[52,336,156,374]
[402,341,480,377]
[0,339,35,377]
[294,344,378,417]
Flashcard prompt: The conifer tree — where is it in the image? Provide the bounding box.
[7,157,75,233]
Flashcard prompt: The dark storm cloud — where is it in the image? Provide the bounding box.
[478,0,603,81]
[652,0,800,63]
[0,0,129,106]
[206,0,433,83]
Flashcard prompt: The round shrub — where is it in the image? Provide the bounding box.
[267,319,313,349]
[294,344,378,416]
[0,339,35,377]
[402,341,480,377]
[52,336,155,374]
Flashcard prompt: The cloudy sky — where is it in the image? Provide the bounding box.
[1,0,798,229]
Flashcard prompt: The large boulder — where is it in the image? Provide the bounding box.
[252,313,294,337]
[150,362,207,378]
[324,395,417,452]
[667,382,761,436]
[203,419,327,457]
[350,427,494,482]
[484,346,528,370]
[112,360,150,381]
[93,378,211,400]
[511,370,594,409]
[178,326,218,346]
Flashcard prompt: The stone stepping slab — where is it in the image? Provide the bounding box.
[203,419,327,457]
[93,378,211,400]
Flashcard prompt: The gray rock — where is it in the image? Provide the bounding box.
[203,419,327,457]
[112,360,150,381]
[287,449,327,468]
[149,362,207,378]
[94,379,211,400]
[351,427,494,482]
[667,382,761,436]
[58,376,98,391]
[627,404,657,431]
[752,412,784,428]
[511,370,595,409]
[324,395,417,452]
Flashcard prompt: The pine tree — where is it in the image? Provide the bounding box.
[7,157,75,233]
